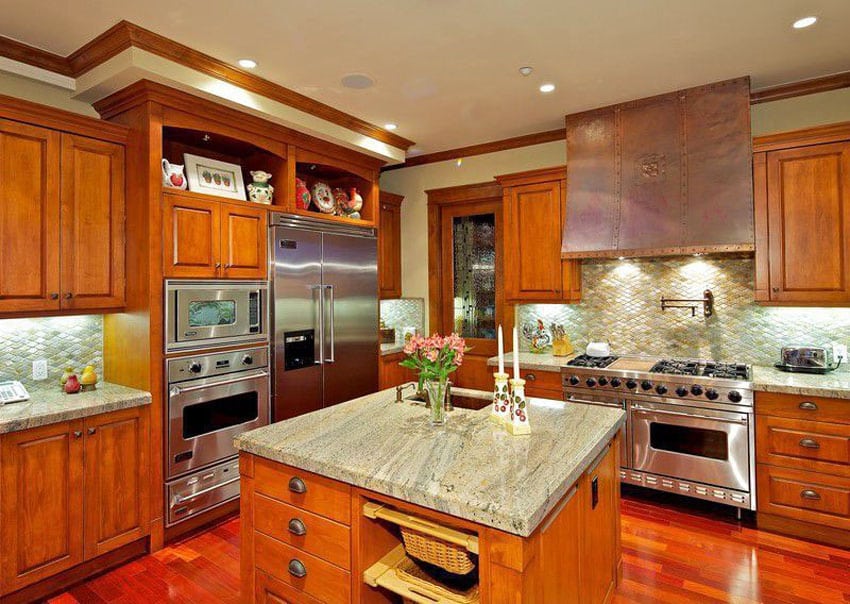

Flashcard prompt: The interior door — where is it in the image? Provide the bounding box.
[272,226,324,421]
[321,232,379,407]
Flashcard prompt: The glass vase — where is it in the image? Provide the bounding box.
[424,378,448,426]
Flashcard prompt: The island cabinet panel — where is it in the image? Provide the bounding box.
[580,442,619,604]
[534,483,583,603]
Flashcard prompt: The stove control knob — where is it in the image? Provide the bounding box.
[241,354,254,366]
[655,384,668,395]
[598,376,609,386]
[626,379,638,390]
[728,390,743,403]
[586,377,597,388]
[610,377,622,388]
[705,388,720,400]
[641,380,653,391]
[188,362,202,374]
[569,375,580,386]
[676,386,689,397]
[690,385,704,396]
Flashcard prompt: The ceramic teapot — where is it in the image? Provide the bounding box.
[247,170,274,204]
[161,159,187,189]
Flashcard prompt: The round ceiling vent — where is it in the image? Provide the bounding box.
[341,73,375,89]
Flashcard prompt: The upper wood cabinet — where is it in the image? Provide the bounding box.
[163,190,268,280]
[379,191,404,299]
[497,166,581,302]
[0,116,126,316]
[754,127,850,305]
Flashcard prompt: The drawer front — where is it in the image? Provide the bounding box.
[254,493,351,569]
[525,385,565,401]
[756,392,850,424]
[519,368,563,391]
[255,570,324,604]
[757,416,850,474]
[255,532,351,604]
[254,458,351,525]
[757,464,850,530]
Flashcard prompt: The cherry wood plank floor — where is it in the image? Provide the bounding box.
[50,492,850,603]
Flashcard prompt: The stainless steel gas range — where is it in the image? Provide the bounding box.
[562,354,756,511]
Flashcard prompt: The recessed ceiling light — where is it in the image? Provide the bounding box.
[792,16,817,29]
[539,83,556,93]
[341,73,375,89]
[238,59,257,69]
[384,123,397,131]
[519,66,533,76]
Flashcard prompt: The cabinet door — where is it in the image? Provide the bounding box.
[537,484,583,603]
[221,202,268,279]
[163,193,221,278]
[60,134,126,310]
[765,142,850,303]
[0,119,61,313]
[503,180,564,301]
[581,443,618,604]
[378,195,402,299]
[255,570,323,604]
[0,421,84,592]
[83,407,149,559]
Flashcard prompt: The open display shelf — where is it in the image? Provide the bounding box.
[295,158,376,226]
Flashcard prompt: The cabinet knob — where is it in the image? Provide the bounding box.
[772,287,779,293]
[64,292,73,299]
[225,263,232,268]
[799,438,820,449]
[525,373,537,382]
[50,293,59,300]
[215,263,221,269]
[288,518,307,536]
[800,489,821,501]
[798,401,818,411]
[288,559,307,578]
[73,431,82,438]
[288,476,307,494]
[87,427,97,436]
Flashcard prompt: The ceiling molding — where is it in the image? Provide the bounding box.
[383,128,566,172]
[750,71,850,104]
[752,120,850,152]
[0,20,415,151]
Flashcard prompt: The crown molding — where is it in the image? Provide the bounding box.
[750,71,850,104]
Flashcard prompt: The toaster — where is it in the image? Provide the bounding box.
[780,346,835,371]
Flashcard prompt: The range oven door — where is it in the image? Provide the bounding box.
[630,400,750,492]
[564,391,630,468]
[168,368,270,478]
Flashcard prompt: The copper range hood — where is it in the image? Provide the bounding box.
[562,77,754,259]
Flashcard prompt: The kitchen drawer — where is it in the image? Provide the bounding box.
[525,385,565,401]
[756,392,850,424]
[254,458,351,525]
[757,416,850,476]
[254,493,351,569]
[255,532,351,604]
[255,570,324,604]
[757,464,850,530]
[519,368,563,391]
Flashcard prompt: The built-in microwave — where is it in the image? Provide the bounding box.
[165,280,268,352]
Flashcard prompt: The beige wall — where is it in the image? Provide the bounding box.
[0,72,98,117]
[751,87,850,136]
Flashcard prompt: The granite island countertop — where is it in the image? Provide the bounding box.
[235,387,624,537]
[0,382,152,434]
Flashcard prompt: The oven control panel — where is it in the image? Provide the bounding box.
[168,346,269,383]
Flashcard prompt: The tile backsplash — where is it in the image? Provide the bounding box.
[517,256,850,367]
[0,315,103,387]
[380,298,424,344]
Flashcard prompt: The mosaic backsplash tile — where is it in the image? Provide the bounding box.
[517,256,850,368]
[380,298,425,344]
[0,316,103,387]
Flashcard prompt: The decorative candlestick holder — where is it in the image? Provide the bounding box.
[506,378,531,435]
[490,372,510,424]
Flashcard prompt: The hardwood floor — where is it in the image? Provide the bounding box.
[50,491,850,603]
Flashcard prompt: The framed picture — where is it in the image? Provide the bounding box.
[183,153,247,200]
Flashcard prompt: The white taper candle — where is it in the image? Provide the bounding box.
[497,325,505,374]
[513,326,520,379]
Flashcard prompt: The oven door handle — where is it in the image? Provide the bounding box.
[170,370,270,395]
[172,476,240,505]
[630,404,748,425]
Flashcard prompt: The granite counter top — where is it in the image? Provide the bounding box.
[486,351,576,372]
[235,387,624,537]
[0,382,152,434]
[381,343,406,356]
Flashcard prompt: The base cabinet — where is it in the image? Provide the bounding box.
[379,352,417,390]
[0,406,150,596]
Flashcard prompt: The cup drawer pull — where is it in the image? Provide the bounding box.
[288,518,307,536]
[800,489,821,501]
[525,373,537,381]
[288,476,307,494]
[799,438,820,449]
[798,401,818,411]
[288,558,307,578]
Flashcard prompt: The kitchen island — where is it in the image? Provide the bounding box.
[236,387,625,603]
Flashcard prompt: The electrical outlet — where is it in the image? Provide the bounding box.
[32,359,48,381]
[833,343,848,363]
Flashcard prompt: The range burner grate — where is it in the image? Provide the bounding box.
[566,354,619,369]
[651,359,750,380]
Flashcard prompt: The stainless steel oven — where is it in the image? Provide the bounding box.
[165,280,268,352]
[630,399,752,495]
[564,391,630,468]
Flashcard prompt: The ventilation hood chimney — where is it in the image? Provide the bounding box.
[562,77,753,259]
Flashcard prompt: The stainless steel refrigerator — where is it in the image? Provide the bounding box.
[270,213,379,421]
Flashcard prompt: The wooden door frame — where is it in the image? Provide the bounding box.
[426,181,514,349]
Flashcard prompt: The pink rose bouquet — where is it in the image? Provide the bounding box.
[400,333,468,386]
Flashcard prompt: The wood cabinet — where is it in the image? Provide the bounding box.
[754,128,850,305]
[581,441,619,604]
[0,406,150,595]
[379,351,417,390]
[163,191,268,279]
[0,118,126,316]
[518,368,565,400]
[378,191,403,299]
[497,166,581,303]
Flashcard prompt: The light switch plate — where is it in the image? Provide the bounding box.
[32,359,48,381]
[833,343,848,363]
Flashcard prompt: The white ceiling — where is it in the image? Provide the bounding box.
[3,0,850,155]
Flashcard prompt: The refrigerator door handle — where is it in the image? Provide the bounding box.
[312,285,324,365]
[325,285,335,363]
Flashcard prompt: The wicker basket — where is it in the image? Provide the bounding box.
[400,526,476,575]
